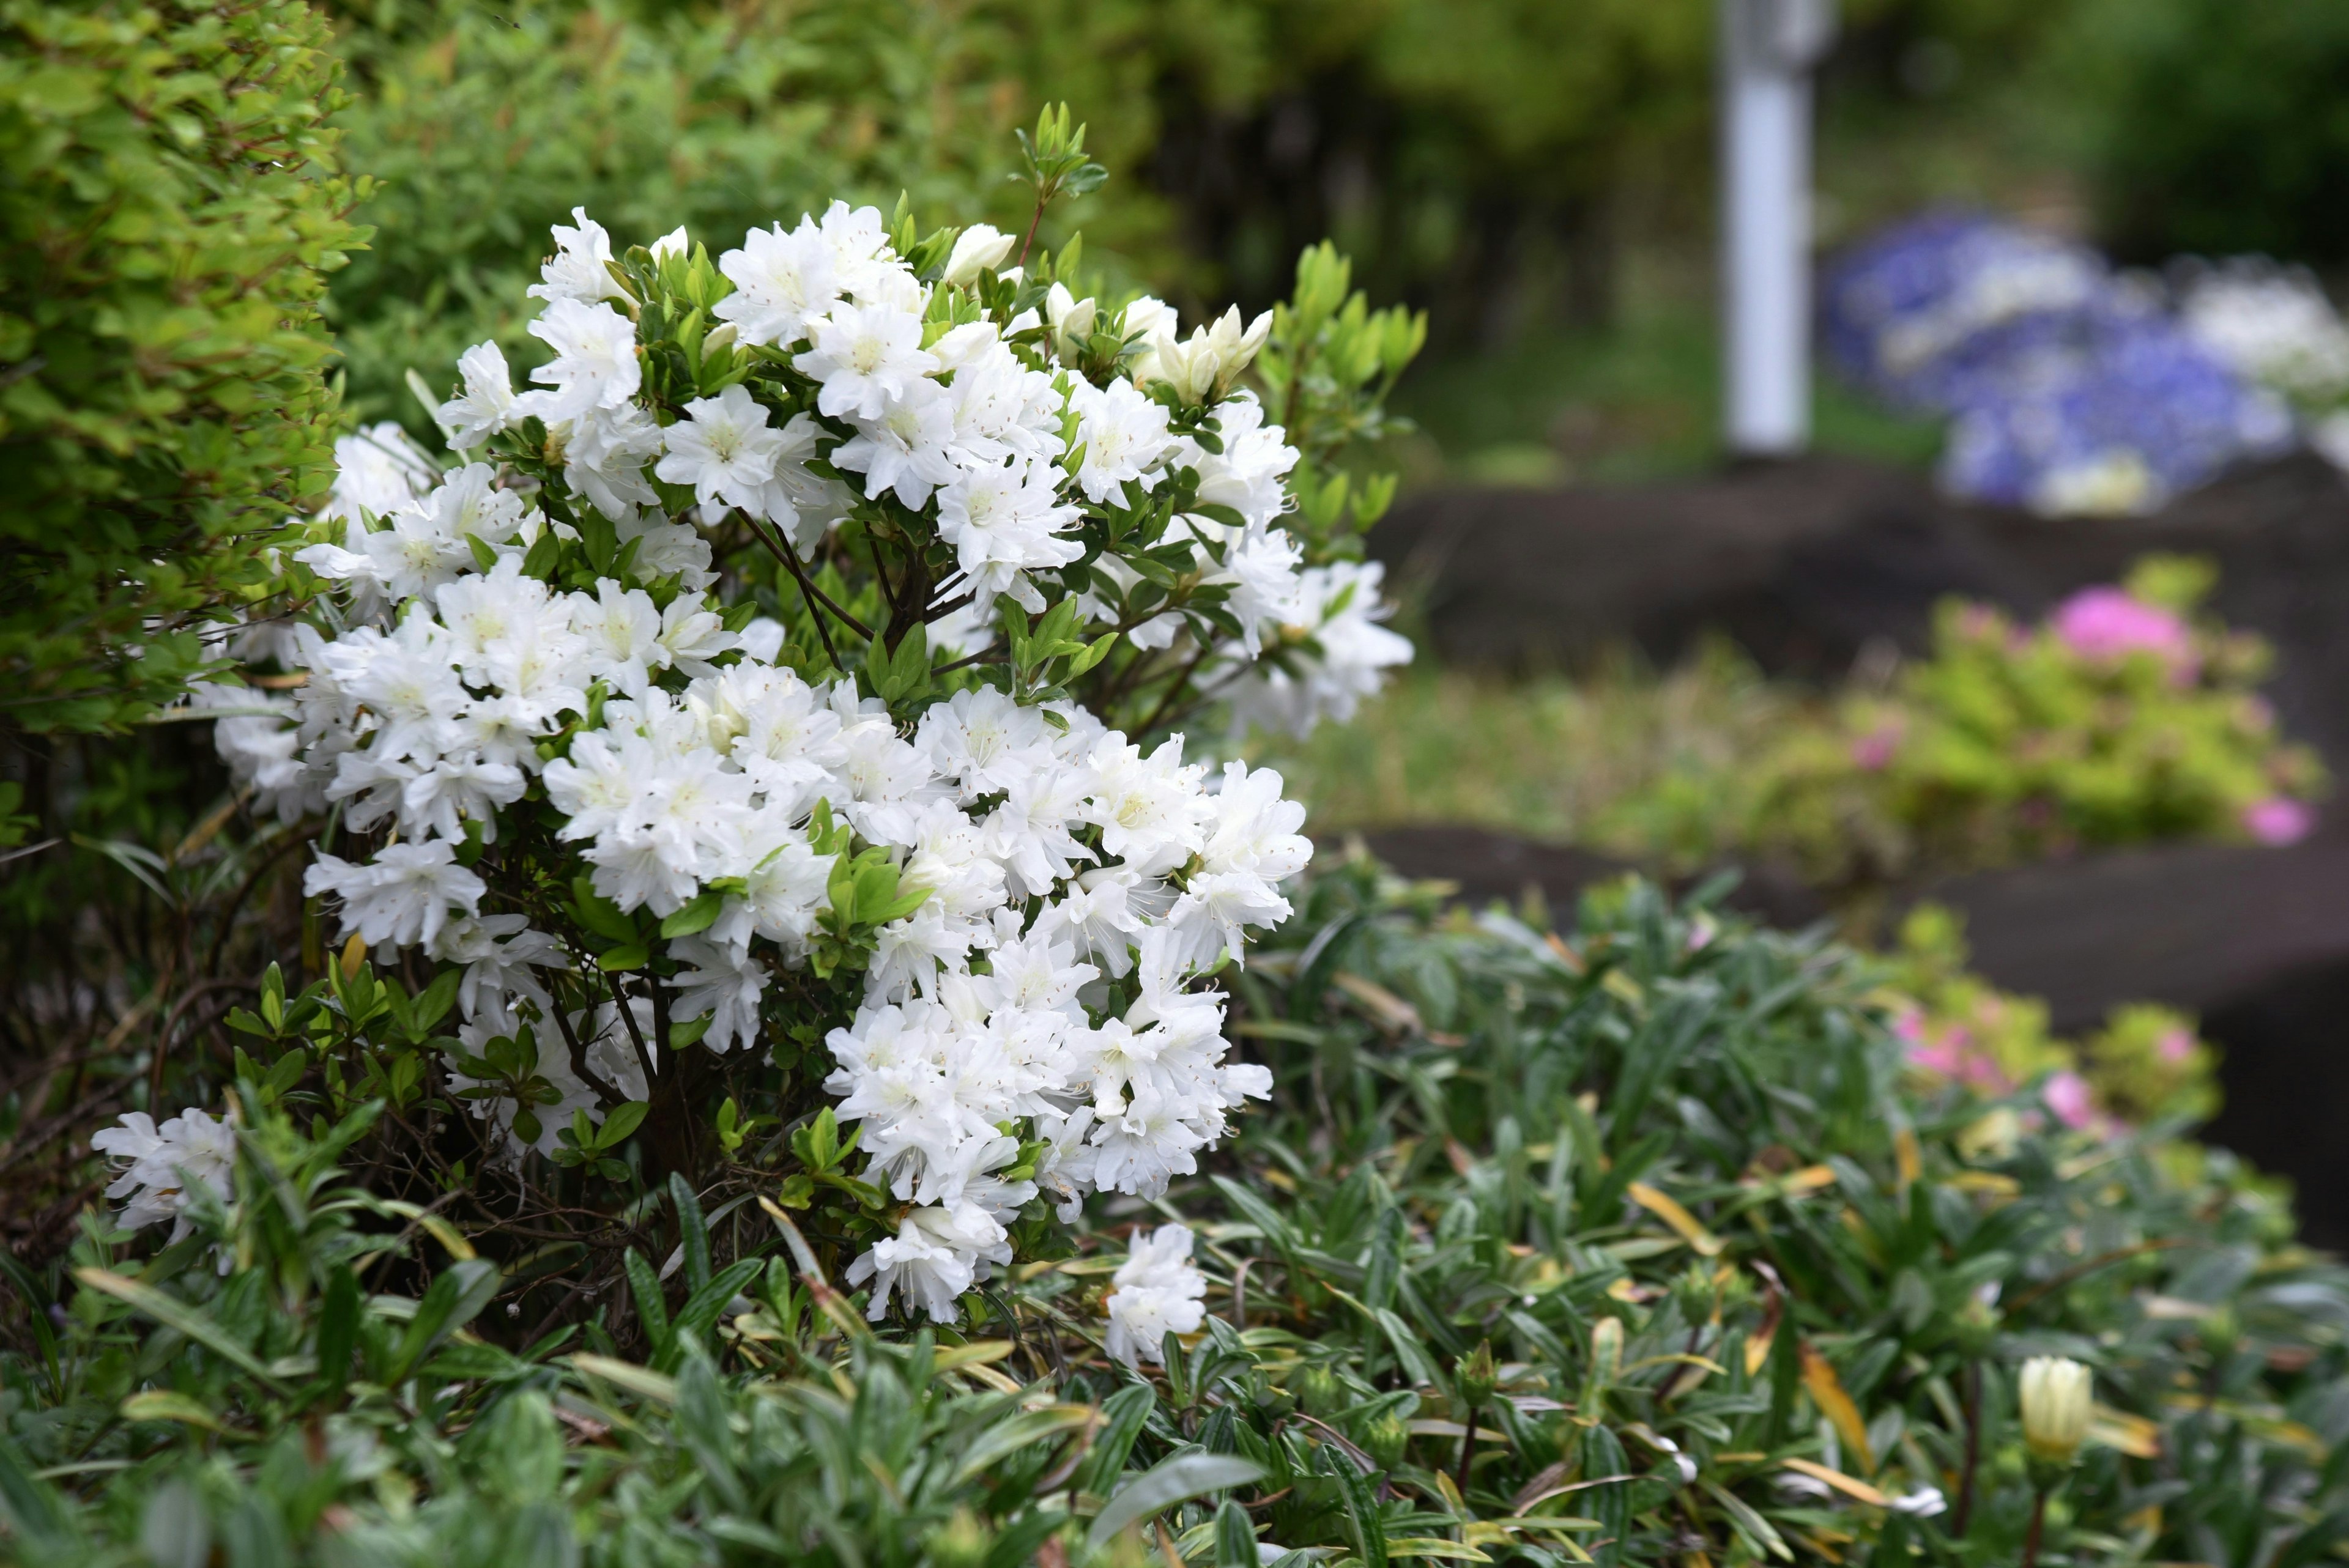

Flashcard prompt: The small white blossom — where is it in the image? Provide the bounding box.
[1104,1222,1208,1366]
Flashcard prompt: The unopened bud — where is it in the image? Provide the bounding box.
[943,224,1015,286]
[1456,1340,1499,1411]
[2018,1355,2091,1465]
[922,1506,993,1568]
[1296,1363,1345,1418]
[1363,1412,1409,1471]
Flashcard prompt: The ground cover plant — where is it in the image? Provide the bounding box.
[7,867,2348,1567]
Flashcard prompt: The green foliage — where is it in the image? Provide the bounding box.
[1193,862,2342,1566]
[0,1092,1141,1566]
[10,870,2348,1567]
[2057,0,2349,264]
[321,0,1187,426]
[0,0,371,733]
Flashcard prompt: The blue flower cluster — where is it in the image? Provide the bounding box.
[1821,212,2295,515]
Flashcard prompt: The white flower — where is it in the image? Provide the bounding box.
[436,341,519,449]
[1188,394,1298,530]
[1070,378,1176,505]
[530,206,627,305]
[1223,560,1414,738]
[1104,1222,1208,1366]
[715,220,842,348]
[2180,261,2349,404]
[943,223,1017,285]
[666,935,768,1053]
[847,1202,1010,1323]
[1085,733,1209,878]
[93,1108,237,1242]
[657,593,738,678]
[933,457,1084,613]
[1888,1487,1948,1518]
[431,912,565,1021]
[760,412,854,555]
[321,423,439,526]
[305,841,487,949]
[560,402,666,521]
[833,383,959,509]
[655,385,786,520]
[796,303,938,422]
[522,299,641,426]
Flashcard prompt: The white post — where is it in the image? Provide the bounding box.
[1720,0,1835,457]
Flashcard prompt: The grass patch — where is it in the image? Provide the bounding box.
[1244,642,1798,852]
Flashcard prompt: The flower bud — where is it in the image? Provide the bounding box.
[1363,1412,1410,1471]
[1046,282,1097,362]
[943,223,1015,285]
[2018,1355,2091,1465]
[1456,1340,1499,1411]
[1296,1363,1345,1418]
[922,1507,993,1568]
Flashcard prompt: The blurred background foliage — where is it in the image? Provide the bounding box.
[314,0,2339,480]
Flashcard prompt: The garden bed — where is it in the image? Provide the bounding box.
[1361,823,2349,1244]
[1374,451,2349,772]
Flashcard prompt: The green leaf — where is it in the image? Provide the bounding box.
[625,1249,671,1355]
[73,1269,287,1392]
[659,888,724,939]
[1088,1452,1263,1547]
[597,1101,650,1150]
[669,1173,711,1294]
[950,1404,1095,1485]
[388,1260,500,1383]
[313,1266,360,1392]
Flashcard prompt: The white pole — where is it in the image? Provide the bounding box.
[1721,0,1834,457]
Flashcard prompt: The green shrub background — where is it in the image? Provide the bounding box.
[0,0,369,734]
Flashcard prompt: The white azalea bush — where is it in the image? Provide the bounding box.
[100,114,1423,1328]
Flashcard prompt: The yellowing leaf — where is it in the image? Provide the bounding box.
[1628,1182,1724,1257]
[1386,1540,1493,1562]
[2088,1403,2162,1459]
[418,1215,476,1262]
[1894,1127,1922,1188]
[1744,1327,1774,1377]
[1800,1345,1875,1474]
[1333,971,1423,1035]
[121,1390,229,1433]
[1781,1457,1886,1507]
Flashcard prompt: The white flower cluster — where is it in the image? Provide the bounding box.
[178,201,1403,1323]
[2178,260,2349,407]
[1102,1222,1209,1367]
[91,1108,237,1244]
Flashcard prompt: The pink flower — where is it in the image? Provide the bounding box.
[2043,1070,2096,1131]
[2156,1027,2195,1065]
[2244,797,2315,846]
[2051,588,2197,679]
[1850,722,1904,772]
